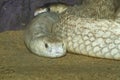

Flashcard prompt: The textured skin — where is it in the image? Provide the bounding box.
[65,0,116,19]
[25,12,67,58]
[54,13,120,60]
[25,0,120,60]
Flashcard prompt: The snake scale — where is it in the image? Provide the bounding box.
[25,0,120,60]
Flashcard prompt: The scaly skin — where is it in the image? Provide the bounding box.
[54,13,120,60]
[25,12,66,58]
[25,0,120,60]
[65,0,116,19]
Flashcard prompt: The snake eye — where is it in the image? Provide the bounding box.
[45,43,48,48]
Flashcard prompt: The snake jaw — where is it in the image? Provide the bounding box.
[43,39,67,58]
[29,37,66,58]
[44,42,66,58]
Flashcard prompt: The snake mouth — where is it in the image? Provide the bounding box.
[45,46,66,58]
[50,52,66,58]
[41,38,67,58]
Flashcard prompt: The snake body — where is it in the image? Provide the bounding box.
[25,0,120,60]
[54,13,120,60]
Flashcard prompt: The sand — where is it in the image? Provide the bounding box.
[0,30,120,80]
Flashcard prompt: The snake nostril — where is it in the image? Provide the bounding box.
[45,43,48,48]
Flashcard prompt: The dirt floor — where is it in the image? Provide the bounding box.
[0,30,120,80]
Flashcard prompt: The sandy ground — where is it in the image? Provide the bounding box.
[0,30,120,80]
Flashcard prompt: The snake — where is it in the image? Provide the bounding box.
[24,0,120,60]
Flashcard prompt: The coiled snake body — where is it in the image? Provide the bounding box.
[25,0,120,60]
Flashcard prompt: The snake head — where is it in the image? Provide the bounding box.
[29,36,66,58]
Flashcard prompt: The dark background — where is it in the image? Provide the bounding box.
[0,0,83,32]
